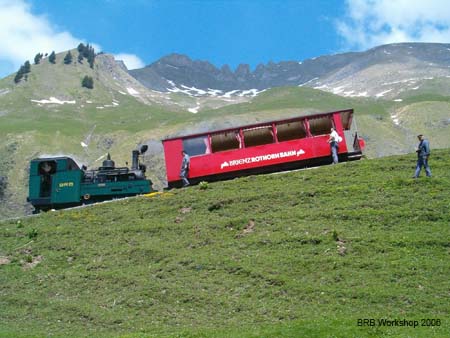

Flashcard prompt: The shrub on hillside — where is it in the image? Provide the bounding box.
[199,181,209,190]
[81,75,94,89]
[28,228,38,239]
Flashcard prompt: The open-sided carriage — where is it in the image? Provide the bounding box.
[162,109,365,188]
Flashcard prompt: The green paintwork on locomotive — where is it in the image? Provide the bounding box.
[80,180,151,200]
[28,156,152,211]
[29,157,82,207]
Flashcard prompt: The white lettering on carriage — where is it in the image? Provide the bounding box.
[220,149,305,170]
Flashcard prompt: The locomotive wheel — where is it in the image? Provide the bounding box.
[83,194,91,200]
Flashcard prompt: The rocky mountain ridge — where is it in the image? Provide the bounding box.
[129,43,450,99]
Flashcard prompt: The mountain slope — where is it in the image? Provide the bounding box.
[1,150,449,337]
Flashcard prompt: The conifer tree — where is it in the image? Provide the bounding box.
[23,60,31,73]
[14,61,31,84]
[64,51,73,64]
[14,69,24,83]
[49,51,56,64]
[77,52,83,64]
[34,53,43,65]
[77,43,85,53]
[87,51,95,69]
[82,44,90,58]
[78,43,96,68]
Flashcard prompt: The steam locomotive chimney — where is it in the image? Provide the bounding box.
[131,150,139,170]
[102,153,115,169]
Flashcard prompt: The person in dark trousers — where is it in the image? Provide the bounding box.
[328,127,340,164]
[180,150,190,186]
[413,134,431,178]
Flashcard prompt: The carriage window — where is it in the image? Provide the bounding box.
[340,110,353,130]
[183,136,210,156]
[243,126,274,147]
[309,116,333,136]
[211,131,240,152]
[276,121,306,142]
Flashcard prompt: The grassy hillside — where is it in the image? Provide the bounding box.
[1,150,449,338]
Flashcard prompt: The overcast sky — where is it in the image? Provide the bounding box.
[1,0,450,78]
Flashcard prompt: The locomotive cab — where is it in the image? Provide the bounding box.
[28,157,83,212]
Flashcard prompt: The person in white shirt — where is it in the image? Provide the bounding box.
[180,150,190,186]
[328,127,340,164]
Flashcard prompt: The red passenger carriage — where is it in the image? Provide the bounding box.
[162,109,365,188]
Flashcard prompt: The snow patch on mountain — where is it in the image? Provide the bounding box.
[298,77,318,86]
[381,78,419,86]
[188,104,200,113]
[331,86,346,95]
[238,89,264,97]
[167,83,263,98]
[165,64,179,70]
[31,97,76,105]
[127,87,139,96]
[313,84,368,98]
[0,89,10,96]
[355,91,368,97]
[207,88,223,96]
[391,114,400,125]
[223,90,240,98]
[167,85,206,96]
[376,89,393,97]
[181,85,207,95]
[96,100,120,109]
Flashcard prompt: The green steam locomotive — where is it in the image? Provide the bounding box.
[27,146,154,213]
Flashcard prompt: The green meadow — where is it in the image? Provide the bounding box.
[1,149,449,337]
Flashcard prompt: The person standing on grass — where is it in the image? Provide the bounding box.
[328,127,340,164]
[180,150,190,186]
[413,134,432,178]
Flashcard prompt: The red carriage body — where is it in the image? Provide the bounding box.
[162,109,365,188]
